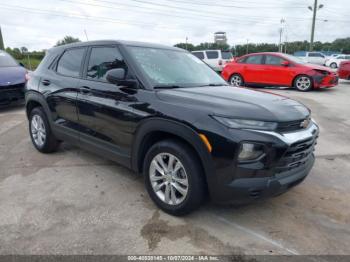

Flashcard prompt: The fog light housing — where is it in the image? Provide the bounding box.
[238,143,265,161]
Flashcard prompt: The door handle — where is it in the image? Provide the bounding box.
[79,86,91,94]
[41,79,51,86]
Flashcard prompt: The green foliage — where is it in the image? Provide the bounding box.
[17,58,42,70]
[175,38,350,57]
[55,36,81,46]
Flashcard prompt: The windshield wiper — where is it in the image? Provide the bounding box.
[153,85,184,89]
[199,83,228,87]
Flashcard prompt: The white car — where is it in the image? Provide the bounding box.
[297,52,326,66]
[325,54,350,69]
[192,50,233,72]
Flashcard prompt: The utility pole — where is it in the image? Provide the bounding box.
[0,26,4,50]
[308,0,324,51]
[279,18,285,53]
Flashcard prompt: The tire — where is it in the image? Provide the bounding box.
[294,75,313,92]
[29,107,59,153]
[143,139,205,216]
[229,74,244,87]
[330,62,337,69]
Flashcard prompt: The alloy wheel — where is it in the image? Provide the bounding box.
[149,153,189,205]
[296,76,311,91]
[230,75,242,87]
[31,114,46,147]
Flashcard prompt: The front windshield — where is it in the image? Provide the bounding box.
[126,46,227,87]
[282,54,307,64]
[0,52,18,67]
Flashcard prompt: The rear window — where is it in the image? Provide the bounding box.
[206,51,219,59]
[222,51,233,60]
[56,48,86,77]
[0,52,18,67]
[192,52,204,60]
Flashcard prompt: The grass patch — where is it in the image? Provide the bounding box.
[17,58,42,70]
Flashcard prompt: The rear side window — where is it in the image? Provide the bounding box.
[87,46,127,81]
[244,55,263,64]
[265,55,285,65]
[308,52,324,58]
[222,51,233,60]
[206,51,219,59]
[192,52,204,60]
[57,48,85,77]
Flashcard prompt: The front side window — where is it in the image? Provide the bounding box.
[0,52,18,67]
[87,46,127,81]
[56,48,85,77]
[309,52,324,58]
[192,52,204,60]
[265,55,285,66]
[221,51,233,60]
[244,55,263,64]
[126,46,226,87]
[206,51,219,59]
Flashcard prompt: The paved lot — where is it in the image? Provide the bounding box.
[0,81,350,256]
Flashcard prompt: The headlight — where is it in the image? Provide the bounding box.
[238,143,265,161]
[212,116,277,131]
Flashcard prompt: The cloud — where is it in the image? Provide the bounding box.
[0,0,349,50]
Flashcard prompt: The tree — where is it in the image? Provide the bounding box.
[20,46,28,54]
[174,43,195,51]
[55,36,81,47]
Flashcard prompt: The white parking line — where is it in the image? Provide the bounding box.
[213,214,300,255]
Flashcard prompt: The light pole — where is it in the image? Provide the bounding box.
[246,39,249,54]
[308,0,324,51]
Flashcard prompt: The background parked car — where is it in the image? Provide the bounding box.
[295,51,327,66]
[338,61,350,80]
[192,50,233,72]
[221,52,338,91]
[0,50,27,106]
[325,54,350,69]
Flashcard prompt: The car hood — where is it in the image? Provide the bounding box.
[303,63,332,72]
[0,66,26,86]
[156,86,310,122]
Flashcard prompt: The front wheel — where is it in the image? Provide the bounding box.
[330,62,338,69]
[143,139,205,216]
[229,74,244,87]
[294,75,313,92]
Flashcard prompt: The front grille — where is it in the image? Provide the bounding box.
[277,119,307,133]
[0,83,25,103]
[0,83,25,90]
[275,135,318,174]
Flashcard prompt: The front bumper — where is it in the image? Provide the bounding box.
[313,73,338,88]
[0,84,25,106]
[209,121,319,203]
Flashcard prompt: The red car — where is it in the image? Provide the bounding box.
[221,52,338,91]
[338,60,350,80]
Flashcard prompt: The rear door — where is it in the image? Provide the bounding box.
[240,54,265,83]
[263,54,294,86]
[76,45,138,162]
[43,47,87,133]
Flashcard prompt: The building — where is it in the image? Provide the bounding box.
[214,32,227,45]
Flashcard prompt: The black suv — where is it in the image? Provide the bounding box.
[25,40,319,215]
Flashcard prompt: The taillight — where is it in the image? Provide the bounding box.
[218,60,223,66]
[25,72,31,82]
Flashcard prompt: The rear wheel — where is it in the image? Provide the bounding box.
[29,107,59,153]
[294,75,313,92]
[143,139,205,216]
[330,62,337,69]
[229,74,244,87]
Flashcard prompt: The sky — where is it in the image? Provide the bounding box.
[0,0,349,51]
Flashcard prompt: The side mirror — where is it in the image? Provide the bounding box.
[19,62,25,67]
[281,61,290,67]
[106,68,138,88]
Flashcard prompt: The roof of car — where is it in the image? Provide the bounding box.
[49,40,183,52]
